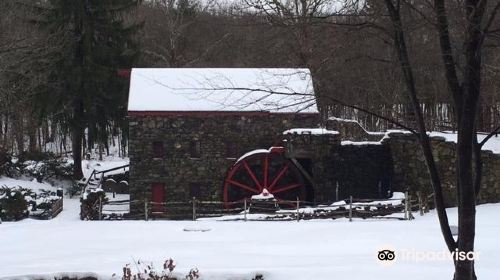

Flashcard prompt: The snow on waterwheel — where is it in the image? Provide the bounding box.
[223,147,306,208]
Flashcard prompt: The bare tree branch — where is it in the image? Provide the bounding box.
[479,126,500,147]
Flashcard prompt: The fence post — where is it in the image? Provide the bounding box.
[404,191,409,220]
[98,196,102,220]
[244,198,247,222]
[408,193,415,220]
[335,181,339,201]
[296,197,300,222]
[348,196,353,222]
[424,194,430,213]
[144,198,148,221]
[418,191,424,216]
[192,197,196,221]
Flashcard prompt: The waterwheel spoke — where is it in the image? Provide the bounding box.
[226,179,260,194]
[272,183,302,194]
[224,148,307,209]
[243,160,263,191]
[268,164,289,191]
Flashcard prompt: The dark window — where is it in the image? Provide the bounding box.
[189,140,201,158]
[189,183,201,198]
[152,141,165,157]
[225,141,238,158]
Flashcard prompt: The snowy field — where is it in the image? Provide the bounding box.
[1,132,499,280]
[1,198,499,280]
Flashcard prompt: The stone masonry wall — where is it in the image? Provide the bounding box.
[385,133,500,207]
[128,113,319,215]
[325,118,500,206]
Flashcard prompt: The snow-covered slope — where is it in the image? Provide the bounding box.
[0,177,58,194]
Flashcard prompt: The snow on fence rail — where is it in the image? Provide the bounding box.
[94,192,431,221]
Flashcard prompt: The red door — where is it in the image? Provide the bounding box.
[151,183,165,213]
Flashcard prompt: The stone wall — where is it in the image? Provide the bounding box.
[384,133,500,206]
[128,113,319,215]
[326,118,500,206]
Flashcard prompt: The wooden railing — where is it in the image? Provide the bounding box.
[81,164,129,193]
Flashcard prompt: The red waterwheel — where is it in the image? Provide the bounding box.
[223,147,306,208]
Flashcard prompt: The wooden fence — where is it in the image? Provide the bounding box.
[31,197,64,220]
[97,191,432,221]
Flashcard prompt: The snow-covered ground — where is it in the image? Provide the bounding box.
[429,131,500,154]
[81,158,129,181]
[1,197,499,280]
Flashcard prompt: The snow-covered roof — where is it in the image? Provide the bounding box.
[127,68,317,113]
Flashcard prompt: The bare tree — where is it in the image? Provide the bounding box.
[367,1,500,279]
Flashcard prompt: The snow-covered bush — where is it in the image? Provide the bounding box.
[0,149,21,177]
[0,150,74,185]
[117,258,199,280]
[0,185,63,221]
[22,155,73,182]
[17,151,56,162]
[0,186,31,221]
[252,274,264,280]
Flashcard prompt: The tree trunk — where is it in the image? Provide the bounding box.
[28,124,37,153]
[14,115,24,154]
[71,100,84,180]
[383,0,457,253]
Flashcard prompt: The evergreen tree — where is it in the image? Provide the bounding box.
[34,0,141,179]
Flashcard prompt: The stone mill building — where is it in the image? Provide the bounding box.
[127,68,500,217]
[127,68,320,215]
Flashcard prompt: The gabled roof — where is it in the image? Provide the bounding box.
[127,68,318,114]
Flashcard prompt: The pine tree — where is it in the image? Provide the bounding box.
[34,0,141,179]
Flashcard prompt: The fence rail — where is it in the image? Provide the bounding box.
[95,192,430,221]
[31,197,64,220]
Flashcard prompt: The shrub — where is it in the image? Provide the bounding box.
[0,149,21,177]
[0,186,31,221]
[69,181,83,197]
[117,258,199,280]
[17,151,55,162]
[23,156,73,182]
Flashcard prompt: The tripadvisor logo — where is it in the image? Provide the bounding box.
[375,245,397,266]
[375,245,480,266]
